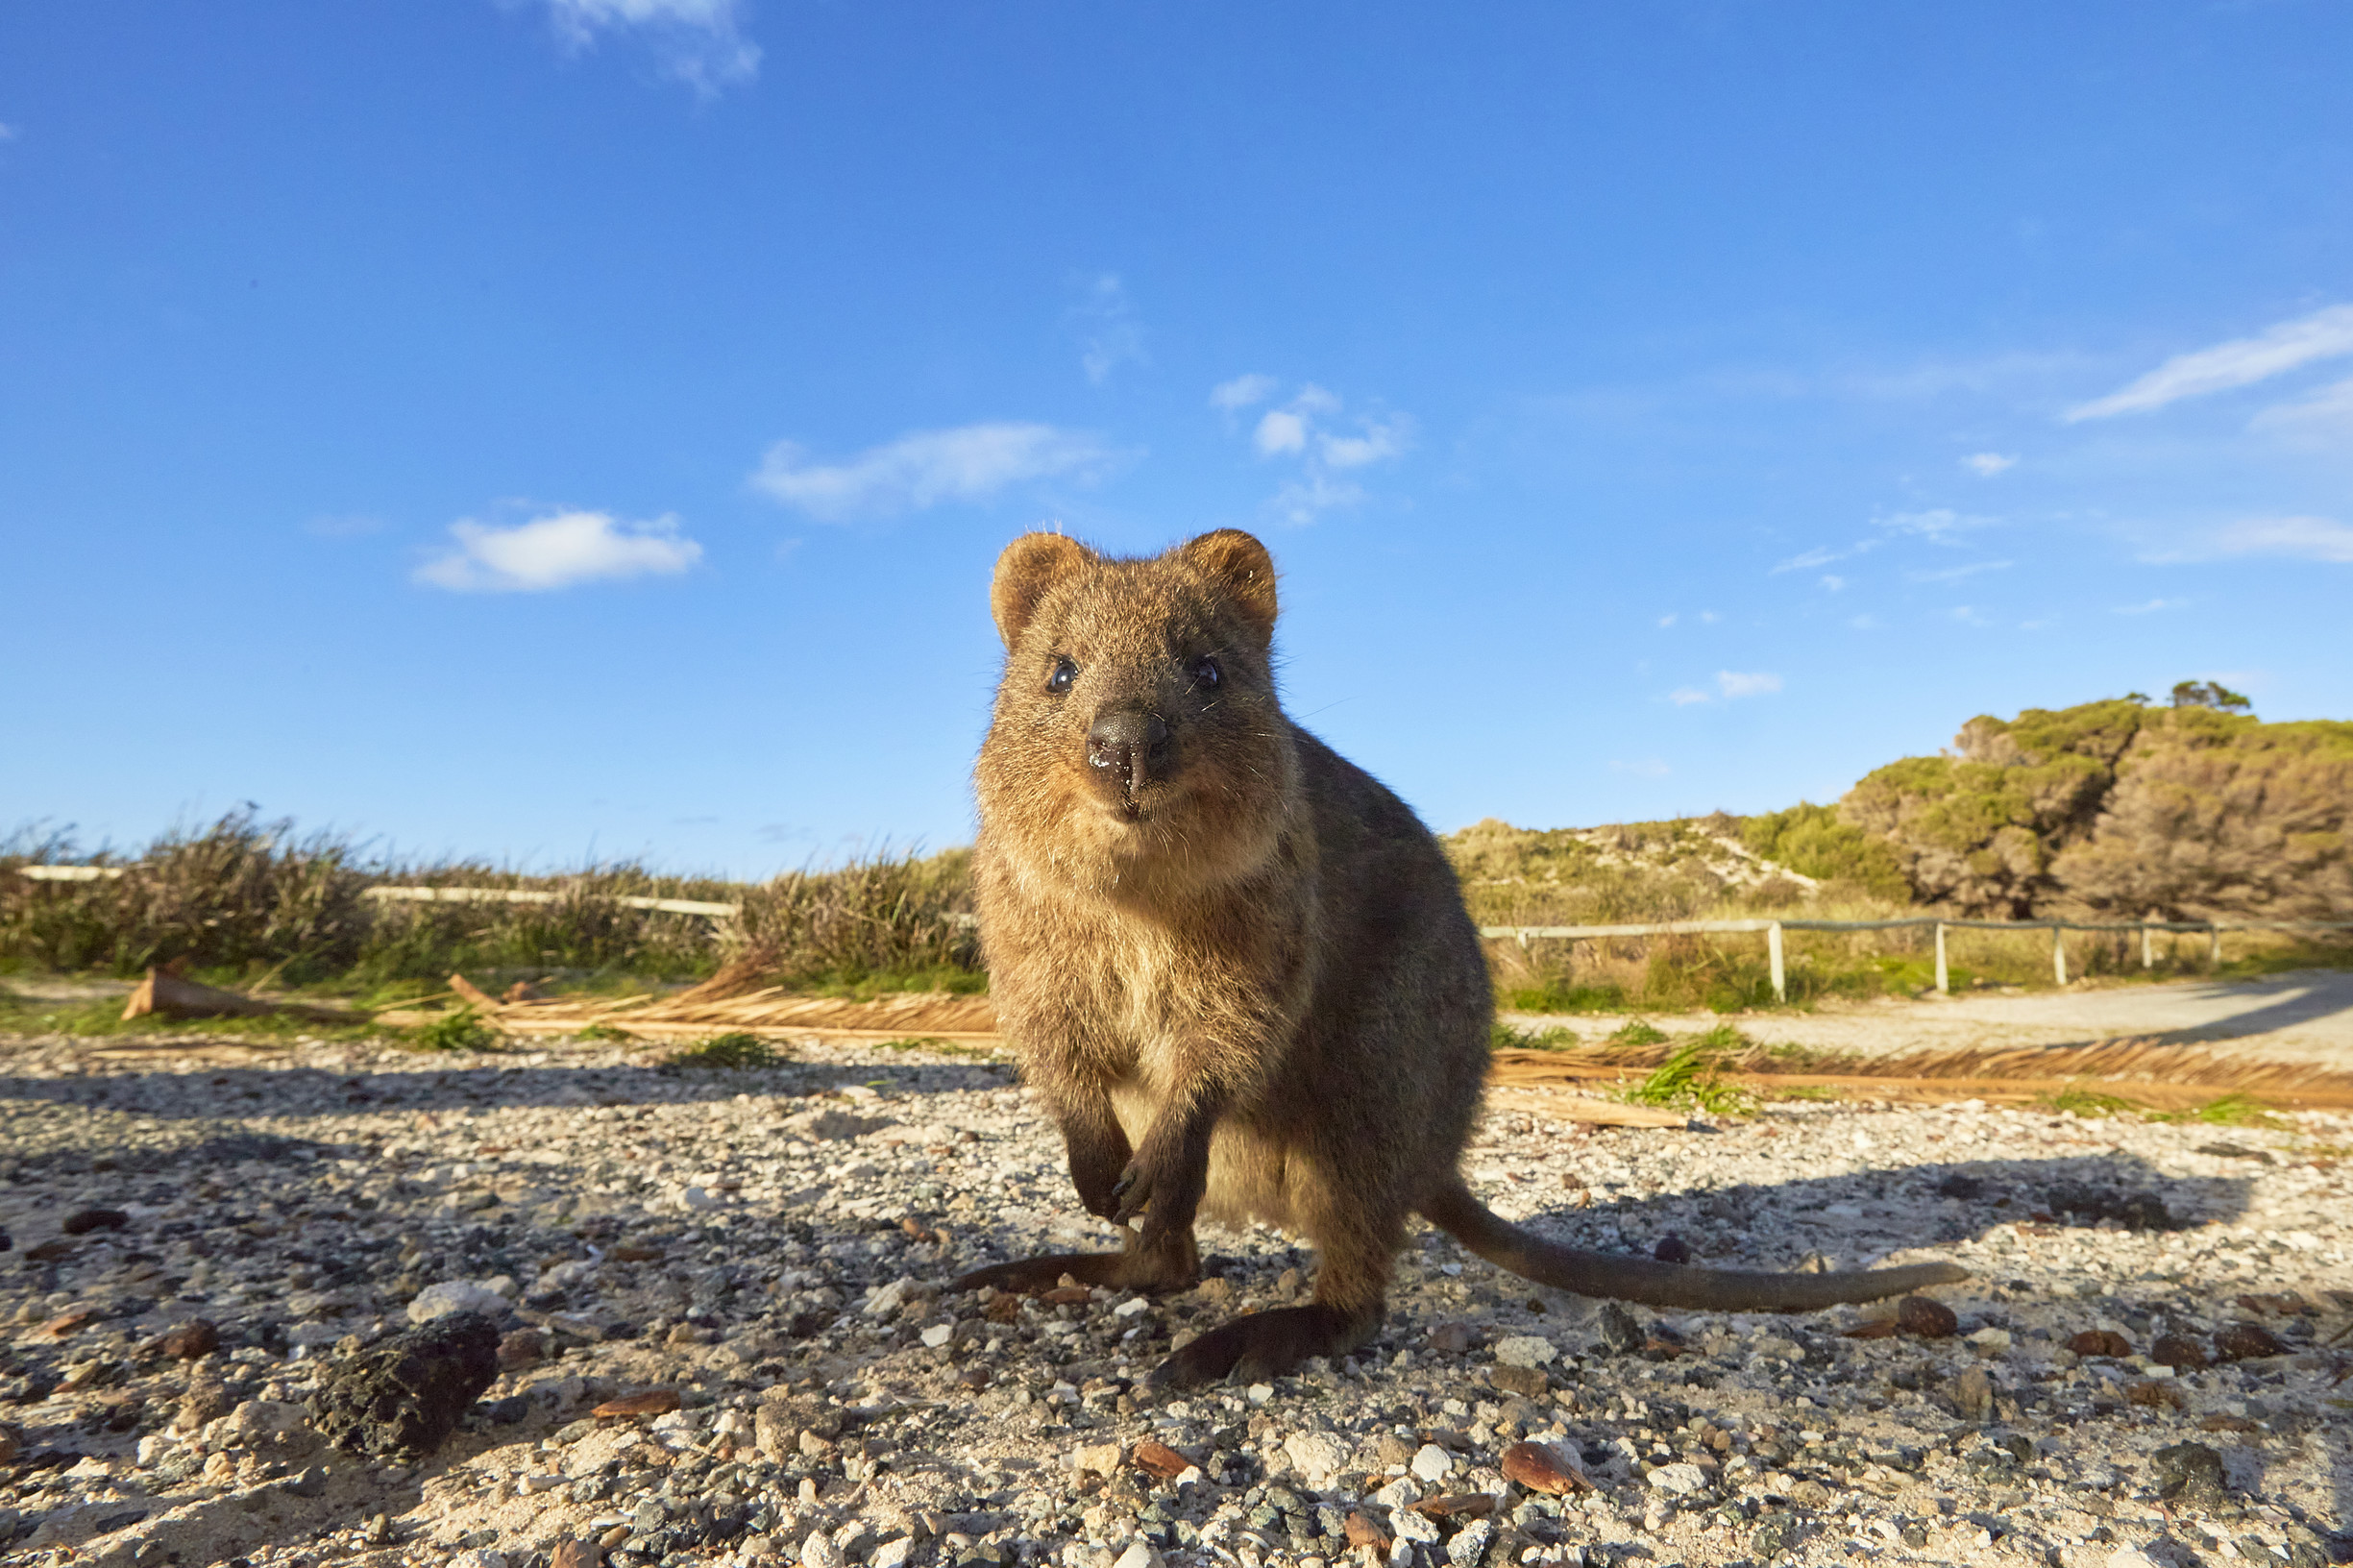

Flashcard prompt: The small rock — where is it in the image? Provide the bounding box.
[1110,1543,1162,1568]
[282,1464,330,1499]
[1491,1335,1556,1368]
[2148,1440,2227,1506]
[1935,1173,1985,1200]
[2127,1380,2188,1410]
[919,1323,953,1348]
[1950,1365,1996,1422]
[1652,1234,1691,1264]
[1284,1432,1347,1487]
[1490,1364,1549,1399]
[2069,1329,2132,1359]
[1075,1441,1125,1478]
[1967,1327,2013,1354]
[593,1389,681,1418]
[1426,1322,1477,1353]
[549,1542,601,1568]
[496,1328,548,1369]
[1446,1519,1496,1567]
[1595,1302,1644,1354]
[1409,1442,1453,1482]
[405,1281,510,1325]
[1391,1507,1441,1545]
[871,1541,914,1568]
[801,1531,842,1568]
[2150,1334,2209,1370]
[307,1311,501,1461]
[159,1317,222,1360]
[1647,1461,1709,1496]
[1343,1512,1392,1551]
[0,1427,18,1465]
[24,1237,75,1262]
[231,1398,320,1455]
[1896,1295,1958,1338]
[1499,1440,1588,1495]
[2214,1323,2285,1361]
[1132,1439,1189,1481]
[61,1208,131,1235]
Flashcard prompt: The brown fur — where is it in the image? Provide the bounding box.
[957,529,1965,1386]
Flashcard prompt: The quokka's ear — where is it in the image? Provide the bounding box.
[991,532,1099,649]
[1174,529,1278,640]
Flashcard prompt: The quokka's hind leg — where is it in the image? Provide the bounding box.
[1149,1172,1400,1387]
[952,1224,1200,1296]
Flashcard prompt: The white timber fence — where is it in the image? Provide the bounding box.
[1478,916,2353,1003]
[11,867,742,919]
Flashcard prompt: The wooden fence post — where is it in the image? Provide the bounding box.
[1768,922,1785,1003]
[2142,915,2155,970]
[2052,924,2069,987]
[1934,922,1949,994]
[2209,924,2221,969]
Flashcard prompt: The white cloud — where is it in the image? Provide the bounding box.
[1610,759,1672,778]
[1254,409,1307,456]
[1905,559,2013,584]
[1963,452,2017,477]
[1210,374,1277,411]
[1667,687,1712,706]
[1071,274,1146,385]
[1656,614,1678,628]
[1818,575,1846,592]
[538,0,759,93]
[416,509,701,592]
[1698,611,1721,625]
[1716,671,1781,699]
[2114,598,2186,615]
[1321,414,1413,470]
[1875,508,1996,542]
[1771,545,1845,575]
[2064,304,2353,422]
[2250,375,2353,440]
[2145,515,2353,565]
[1950,605,1990,626]
[749,423,1115,521]
[1267,473,1366,527]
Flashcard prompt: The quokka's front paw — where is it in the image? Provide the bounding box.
[1109,1133,1209,1243]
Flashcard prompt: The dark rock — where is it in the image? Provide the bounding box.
[1934,1174,1985,1200]
[24,1237,74,1262]
[2046,1184,2177,1232]
[1652,1235,1692,1265]
[2214,1324,2285,1361]
[496,1328,548,1370]
[1950,1366,1996,1423]
[307,1311,500,1461]
[1489,1365,1548,1400]
[478,1396,530,1425]
[1596,1303,1644,1355]
[281,1464,330,1499]
[2151,1335,2209,1371]
[2068,1329,2132,1359]
[2149,1441,2227,1506]
[61,1208,130,1236]
[1896,1296,1958,1338]
[159,1318,221,1360]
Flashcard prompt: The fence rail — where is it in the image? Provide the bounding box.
[1479,917,2353,1001]
[8,868,741,919]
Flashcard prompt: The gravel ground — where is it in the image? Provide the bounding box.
[2,1030,2350,1568]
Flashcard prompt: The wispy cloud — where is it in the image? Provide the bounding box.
[2143,515,2353,565]
[1670,671,1782,706]
[1771,545,1847,575]
[1070,273,1146,385]
[1875,507,1996,543]
[1905,558,2013,584]
[536,0,759,94]
[1656,614,1678,628]
[2250,375,2353,441]
[2114,598,2186,615]
[1210,374,1278,413]
[1818,575,1846,593]
[750,423,1117,522]
[416,509,701,592]
[1963,452,2017,477]
[1949,605,1990,626]
[2064,304,2353,422]
[1716,671,1781,698]
[1221,380,1410,524]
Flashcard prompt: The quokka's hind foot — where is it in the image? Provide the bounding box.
[953,1228,1201,1296]
[1147,1303,1379,1388]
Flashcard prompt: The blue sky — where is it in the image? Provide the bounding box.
[4,2,2349,876]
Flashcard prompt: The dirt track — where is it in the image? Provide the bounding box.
[1505,969,2353,1072]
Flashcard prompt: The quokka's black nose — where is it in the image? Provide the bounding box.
[1088,710,1172,792]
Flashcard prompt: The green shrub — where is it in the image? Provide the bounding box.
[665,1033,775,1070]
[406,1006,499,1053]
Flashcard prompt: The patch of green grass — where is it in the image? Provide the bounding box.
[405,1006,501,1053]
[1490,1022,1579,1052]
[573,1021,635,1043]
[787,964,988,1001]
[1606,1018,1669,1046]
[664,1032,776,1070]
[1505,980,1628,1015]
[2037,1081,2145,1117]
[1770,1084,1844,1101]
[2150,1091,2285,1130]
[1623,1028,1755,1116]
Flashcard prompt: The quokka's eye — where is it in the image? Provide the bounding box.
[1192,656,1222,689]
[1046,657,1077,695]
